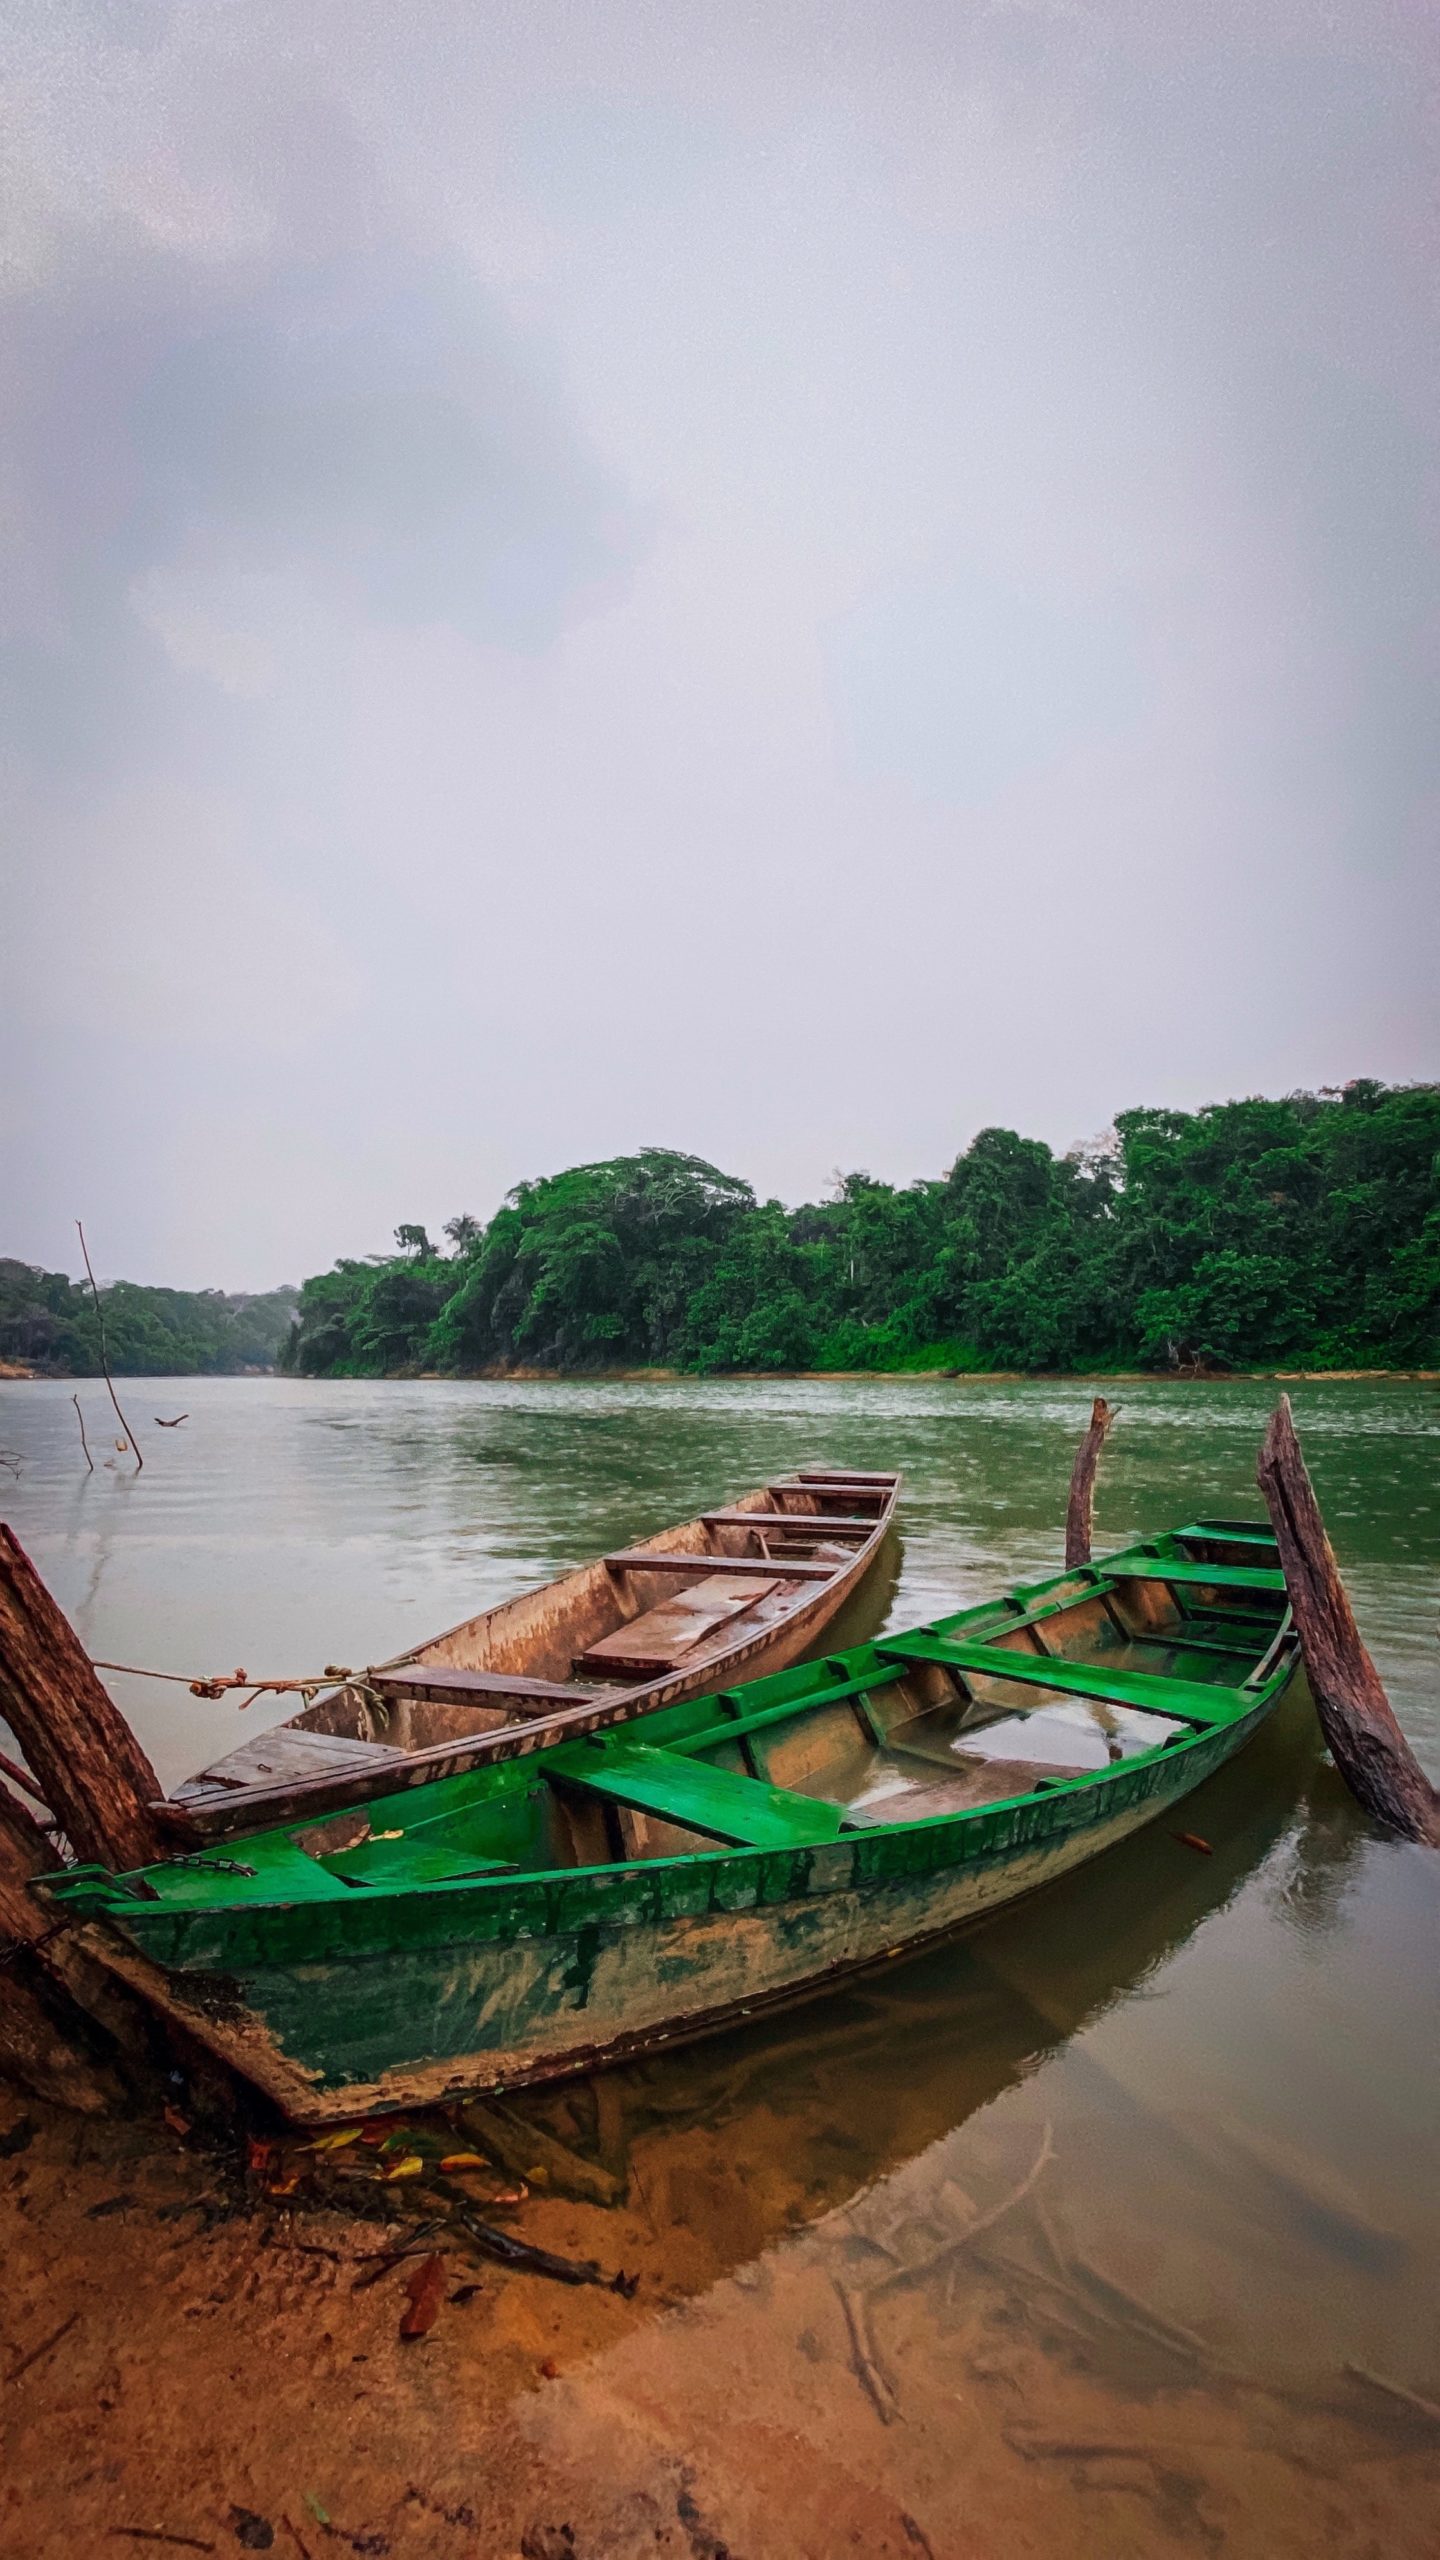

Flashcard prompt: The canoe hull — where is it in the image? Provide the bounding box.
[87,1675,1290,2122]
[170,1471,901,1836]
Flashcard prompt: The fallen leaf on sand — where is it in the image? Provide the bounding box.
[400,2255,447,2340]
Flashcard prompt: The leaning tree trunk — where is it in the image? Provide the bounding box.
[0,1523,168,1870]
[0,1527,247,2117]
[1065,1397,1118,1568]
[0,1783,136,2110]
[1257,1397,1440,1846]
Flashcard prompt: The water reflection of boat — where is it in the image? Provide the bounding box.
[166,1467,900,1835]
[586,1676,1326,2266]
[48,1518,1300,2123]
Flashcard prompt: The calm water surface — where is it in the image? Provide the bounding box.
[3,1373,1437,2544]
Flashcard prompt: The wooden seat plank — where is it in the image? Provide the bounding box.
[576,1576,780,1677]
[701,1511,876,1535]
[548,1739,844,1848]
[1111,1557,1286,1592]
[876,1634,1245,1729]
[176,1727,403,1801]
[604,1550,835,1581]
[373,1666,604,1706]
[1174,1525,1279,1550]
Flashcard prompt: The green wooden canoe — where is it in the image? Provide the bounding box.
[43,1520,1300,2122]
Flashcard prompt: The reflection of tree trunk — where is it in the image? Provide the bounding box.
[0,1524,168,1870]
[1064,1397,1117,1567]
[1257,1398,1440,1846]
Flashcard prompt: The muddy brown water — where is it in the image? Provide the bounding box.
[2,1372,1437,2556]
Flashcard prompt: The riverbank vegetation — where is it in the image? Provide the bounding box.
[279,1081,1438,1379]
[0,1263,297,1377]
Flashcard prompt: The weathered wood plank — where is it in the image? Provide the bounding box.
[577,1576,780,1676]
[604,1550,835,1580]
[374,1666,605,1707]
[701,1511,877,1535]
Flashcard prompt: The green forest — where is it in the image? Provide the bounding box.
[0,1263,298,1377]
[278,1082,1440,1380]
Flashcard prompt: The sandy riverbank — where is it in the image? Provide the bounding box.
[5,2081,1435,2560]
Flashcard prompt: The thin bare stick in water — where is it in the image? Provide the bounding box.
[72,1394,94,1473]
[1257,1397,1439,1846]
[1065,1397,1118,1567]
[75,1221,141,1471]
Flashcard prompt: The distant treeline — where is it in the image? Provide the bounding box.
[0,1262,298,1376]
[279,1081,1440,1379]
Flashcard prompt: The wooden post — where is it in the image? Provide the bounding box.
[1065,1397,1118,1568]
[1257,1398,1440,1846]
[0,1524,168,1870]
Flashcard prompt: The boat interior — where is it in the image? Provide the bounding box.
[174,1470,898,1817]
[114,1524,1294,1907]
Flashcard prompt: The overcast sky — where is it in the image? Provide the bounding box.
[4,1,1437,1289]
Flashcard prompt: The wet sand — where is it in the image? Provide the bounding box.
[5,2067,1436,2560]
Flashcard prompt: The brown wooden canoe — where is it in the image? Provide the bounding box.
[162,1467,899,1839]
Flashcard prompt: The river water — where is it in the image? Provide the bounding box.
[2,1372,1437,2552]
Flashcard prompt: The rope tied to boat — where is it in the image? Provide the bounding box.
[93,1658,356,1707]
[88,1660,396,1736]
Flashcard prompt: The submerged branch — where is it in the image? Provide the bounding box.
[76,1221,142,1472]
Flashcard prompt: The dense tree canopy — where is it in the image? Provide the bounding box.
[278,1088,1440,1378]
[0,1264,297,1376]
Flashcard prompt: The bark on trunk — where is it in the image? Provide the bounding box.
[1065,1397,1118,1568]
[0,1784,129,2109]
[0,1523,168,1870]
[1257,1397,1440,1846]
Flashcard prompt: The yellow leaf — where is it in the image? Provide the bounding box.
[383,2156,425,2181]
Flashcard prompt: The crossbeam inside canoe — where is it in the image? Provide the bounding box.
[603,1550,836,1580]
[876,1634,1244,1728]
[1112,1557,1286,1592]
[548,1738,845,1848]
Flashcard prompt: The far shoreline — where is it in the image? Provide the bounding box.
[4,1362,1436,1386]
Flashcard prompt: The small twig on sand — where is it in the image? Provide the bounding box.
[71,1393,94,1473]
[870,2123,1055,2300]
[1064,2251,1208,2361]
[76,1221,142,1472]
[7,2310,80,2381]
[446,2200,635,2292]
[832,2274,898,2424]
[281,2521,315,2560]
[107,2529,215,2549]
[1343,2363,1440,2431]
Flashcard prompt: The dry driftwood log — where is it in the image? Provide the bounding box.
[1064,1397,1118,1568]
[0,1523,168,1871]
[1257,1398,1440,1846]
